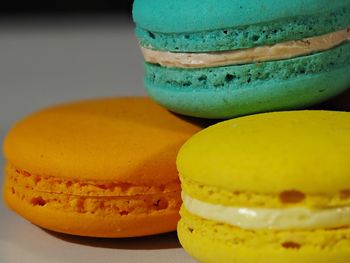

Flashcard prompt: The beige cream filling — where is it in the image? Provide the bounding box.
[141,29,350,68]
[182,192,350,230]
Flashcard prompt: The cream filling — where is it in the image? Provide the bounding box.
[141,29,350,68]
[182,192,350,230]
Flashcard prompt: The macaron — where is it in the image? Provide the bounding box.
[177,111,350,262]
[133,0,350,119]
[3,97,203,237]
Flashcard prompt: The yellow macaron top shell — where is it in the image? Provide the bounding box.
[4,97,202,185]
[177,111,350,195]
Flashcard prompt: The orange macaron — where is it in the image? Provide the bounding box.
[3,97,203,237]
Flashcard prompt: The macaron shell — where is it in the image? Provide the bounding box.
[4,97,201,183]
[178,207,350,263]
[177,110,350,194]
[178,222,350,263]
[146,65,350,119]
[135,5,350,52]
[4,177,180,237]
[180,175,350,209]
[133,0,348,33]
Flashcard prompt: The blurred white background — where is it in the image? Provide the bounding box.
[0,14,195,263]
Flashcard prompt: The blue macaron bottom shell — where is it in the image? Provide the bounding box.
[145,66,350,119]
[144,42,350,119]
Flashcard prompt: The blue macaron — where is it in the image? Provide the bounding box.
[133,0,350,119]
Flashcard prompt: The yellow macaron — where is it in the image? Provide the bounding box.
[3,97,203,237]
[177,110,350,263]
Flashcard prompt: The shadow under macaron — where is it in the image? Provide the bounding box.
[43,229,181,250]
[310,87,350,111]
[172,112,220,126]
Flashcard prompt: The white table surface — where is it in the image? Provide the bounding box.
[0,15,195,263]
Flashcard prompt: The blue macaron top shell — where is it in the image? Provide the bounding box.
[133,0,349,33]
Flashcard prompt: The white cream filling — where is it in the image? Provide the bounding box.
[182,192,350,230]
[141,29,350,68]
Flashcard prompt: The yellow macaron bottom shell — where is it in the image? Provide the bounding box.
[178,207,350,263]
[4,166,181,237]
[182,192,350,230]
[181,176,350,208]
